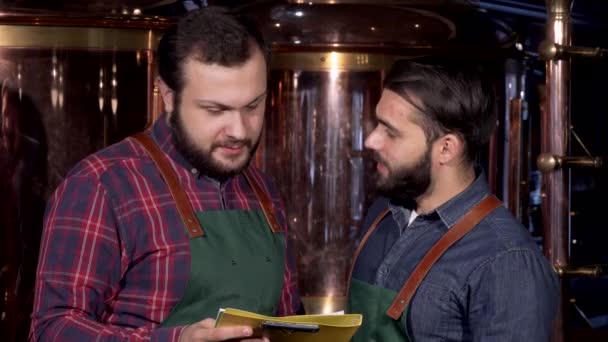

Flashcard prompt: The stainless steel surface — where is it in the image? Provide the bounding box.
[260,68,381,302]
[543,0,573,341]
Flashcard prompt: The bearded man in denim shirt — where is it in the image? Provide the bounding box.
[347,58,559,342]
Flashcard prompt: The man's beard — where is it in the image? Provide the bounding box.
[373,147,432,208]
[170,111,260,181]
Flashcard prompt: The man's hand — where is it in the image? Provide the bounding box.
[179,318,269,342]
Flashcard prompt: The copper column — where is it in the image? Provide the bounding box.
[543,0,572,341]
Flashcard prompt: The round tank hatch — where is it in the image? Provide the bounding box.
[251,3,455,47]
[241,2,515,54]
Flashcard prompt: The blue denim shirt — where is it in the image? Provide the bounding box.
[352,174,560,341]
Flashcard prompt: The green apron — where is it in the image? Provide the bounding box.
[131,133,285,328]
[349,278,411,342]
[160,208,285,326]
[347,209,411,342]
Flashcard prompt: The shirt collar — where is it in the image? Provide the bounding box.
[434,168,491,229]
[388,167,491,231]
[388,203,413,232]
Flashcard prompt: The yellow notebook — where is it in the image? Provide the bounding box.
[215,308,362,342]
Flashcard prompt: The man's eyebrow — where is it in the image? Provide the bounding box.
[377,117,399,133]
[194,92,267,110]
[245,92,267,106]
[195,101,233,110]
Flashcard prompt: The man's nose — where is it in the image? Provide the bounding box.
[364,129,381,151]
[224,111,247,140]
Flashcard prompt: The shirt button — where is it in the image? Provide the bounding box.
[191,168,198,175]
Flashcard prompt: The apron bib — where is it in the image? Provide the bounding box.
[349,278,411,342]
[160,209,285,327]
[131,133,285,328]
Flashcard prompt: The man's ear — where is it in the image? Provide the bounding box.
[435,133,465,166]
[157,77,175,114]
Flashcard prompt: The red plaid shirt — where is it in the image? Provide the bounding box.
[30,116,300,341]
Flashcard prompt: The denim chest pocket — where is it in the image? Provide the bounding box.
[405,281,462,341]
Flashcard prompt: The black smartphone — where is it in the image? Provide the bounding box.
[260,321,320,334]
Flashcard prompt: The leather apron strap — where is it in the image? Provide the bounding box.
[385,195,502,319]
[242,169,283,233]
[346,208,390,297]
[131,132,282,238]
[132,132,203,238]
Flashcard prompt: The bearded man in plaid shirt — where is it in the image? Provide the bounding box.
[30,6,300,342]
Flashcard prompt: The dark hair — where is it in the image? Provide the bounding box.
[157,6,270,93]
[384,58,497,164]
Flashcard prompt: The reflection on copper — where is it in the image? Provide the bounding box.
[500,59,527,222]
[543,1,572,341]
[0,10,169,340]
[58,63,64,110]
[1,74,48,342]
[521,98,531,229]
[488,127,499,194]
[321,292,336,314]
[147,49,160,124]
[98,67,104,112]
[502,72,516,204]
[16,63,21,100]
[507,98,522,219]
[0,25,164,51]
[50,52,58,110]
[544,0,571,293]
[0,13,173,30]
[262,69,381,305]
[0,47,151,341]
[111,62,118,116]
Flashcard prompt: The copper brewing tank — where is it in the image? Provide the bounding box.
[0,1,517,339]
[242,0,515,314]
[0,5,171,340]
